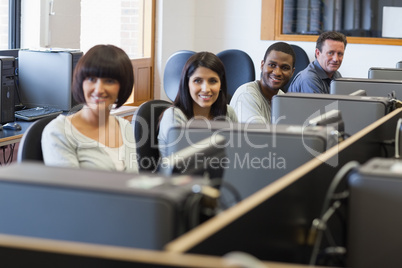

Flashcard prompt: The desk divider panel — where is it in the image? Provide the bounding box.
[165,108,402,265]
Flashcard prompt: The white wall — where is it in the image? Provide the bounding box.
[155,0,402,100]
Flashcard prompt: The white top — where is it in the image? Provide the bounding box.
[157,105,238,158]
[42,114,139,173]
[229,81,284,124]
[103,146,125,171]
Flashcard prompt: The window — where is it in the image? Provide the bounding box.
[17,0,155,106]
[261,0,402,45]
[0,0,9,49]
[20,0,153,58]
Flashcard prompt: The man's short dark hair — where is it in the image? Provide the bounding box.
[263,42,296,68]
[316,31,347,52]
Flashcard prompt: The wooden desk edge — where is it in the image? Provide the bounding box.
[164,108,402,253]
[0,233,316,268]
[0,134,23,146]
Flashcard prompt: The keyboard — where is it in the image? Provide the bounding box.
[15,107,63,121]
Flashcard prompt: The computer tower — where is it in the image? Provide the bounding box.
[0,56,15,124]
[347,157,402,267]
[18,49,83,111]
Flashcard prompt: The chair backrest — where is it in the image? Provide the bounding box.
[17,116,56,163]
[132,99,172,172]
[283,44,310,92]
[163,50,196,101]
[216,49,255,100]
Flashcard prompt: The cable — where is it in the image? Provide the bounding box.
[206,177,242,210]
[218,181,242,210]
[185,193,202,229]
[8,143,15,164]
[309,161,360,265]
[2,146,7,164]
[0,144,16,165]
[395,118,402,158]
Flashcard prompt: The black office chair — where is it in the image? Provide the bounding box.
[217,49,255,101]
[163,50,196,101]
[17,116,57,163]
[132,99,171,172]
[283,44,310,92]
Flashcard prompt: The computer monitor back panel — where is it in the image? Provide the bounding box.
[368,67,402,80]
[330,77,402,99]
[18,49,83,111]
[0,163,206,250]
[347,157,402,267]
[271,93,391,136]
[166,121,338,200]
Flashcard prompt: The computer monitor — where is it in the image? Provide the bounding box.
[18,49,83,111]
[160,135,226,185]
[0,162,211,250]
[347,157,402,267]
[307,109,345,139]
[348,89,367,96]
[330,77,402,99]
[164,120,339,203]
[368,67,402,80]
[271,93,394,137]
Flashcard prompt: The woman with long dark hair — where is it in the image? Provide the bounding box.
[158,51,237,158]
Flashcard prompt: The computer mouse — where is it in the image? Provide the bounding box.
[3,122,22,131]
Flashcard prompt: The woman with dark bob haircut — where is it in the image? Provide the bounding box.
[41,45,138,173]
[158,51,238,158]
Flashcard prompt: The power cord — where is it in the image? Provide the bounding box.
[0,144,16,166]
[309,161,360,266]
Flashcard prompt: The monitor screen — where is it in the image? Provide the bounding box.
[271,93,394,137]
[330,77,402,99]
[0,162,211,250]
[164,120,339,204]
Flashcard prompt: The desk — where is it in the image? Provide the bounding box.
[0,121,33,147]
